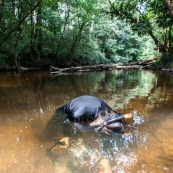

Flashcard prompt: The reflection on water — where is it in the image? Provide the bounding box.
[0,70,173,172]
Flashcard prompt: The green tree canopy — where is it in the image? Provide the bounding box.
[108,0,173,63]
[0,0,166,68]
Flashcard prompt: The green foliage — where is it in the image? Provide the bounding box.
[109,0,173,63]
[74,38,108,65]
[93,19,156,64]
[0,0,159,68]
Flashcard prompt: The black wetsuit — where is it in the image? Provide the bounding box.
[46,95,122,136]
[63,95,112,121]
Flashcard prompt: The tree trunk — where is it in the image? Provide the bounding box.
[11,0,15,15]
[36,0,43,56]
[148,30,168,53]
[55,3,70,57]
[0,0,5,22]
[165,0,173,56]
[65,21,86,64]
[30,0,35,59]
[165,0,173,19]
[13,0,22,66]
[168,25,173,55]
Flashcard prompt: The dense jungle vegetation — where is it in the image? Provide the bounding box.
[0,0,173,68]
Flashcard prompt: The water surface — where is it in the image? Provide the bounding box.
[0,69,173,173]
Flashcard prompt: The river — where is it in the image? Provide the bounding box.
[0,69,173,173]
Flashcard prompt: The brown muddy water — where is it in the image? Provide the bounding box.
[0,69,173,173]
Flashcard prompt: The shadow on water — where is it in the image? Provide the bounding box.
[1,70,173,172]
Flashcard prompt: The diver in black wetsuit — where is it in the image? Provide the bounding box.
[63,95,115,121]
[62,95,119,121]
[46,95,132,135]
[45,96,133,172]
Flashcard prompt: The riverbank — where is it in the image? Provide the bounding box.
[1,57,173,75]
[50,60,173,76]
[50,57,158,73]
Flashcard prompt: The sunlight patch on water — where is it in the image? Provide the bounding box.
[112,152,138,173]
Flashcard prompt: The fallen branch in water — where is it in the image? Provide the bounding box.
[50,64,144,74]
[50,57,158,74]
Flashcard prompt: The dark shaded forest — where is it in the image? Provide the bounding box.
[0,0,173,69]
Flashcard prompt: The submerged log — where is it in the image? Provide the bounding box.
[50,64,136,73]
[50,64,143,74]
[50,64,103,73]
[50,64,116,73]
[50,57,158,74]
